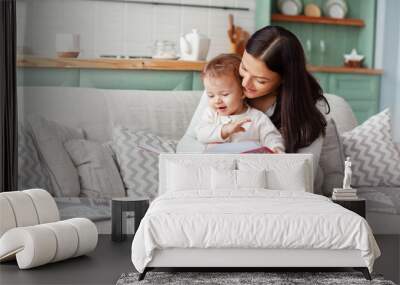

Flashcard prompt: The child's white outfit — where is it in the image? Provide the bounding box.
[196,105,285,152]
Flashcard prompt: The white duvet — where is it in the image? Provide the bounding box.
[131,190,380,273]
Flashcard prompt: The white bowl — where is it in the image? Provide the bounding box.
[277,0,303,16]
[323,0,348,19]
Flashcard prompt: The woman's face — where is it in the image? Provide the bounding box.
[239,51,282,99]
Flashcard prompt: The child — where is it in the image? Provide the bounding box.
[195,54,285,153]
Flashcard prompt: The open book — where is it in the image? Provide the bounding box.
[204,141,274,154]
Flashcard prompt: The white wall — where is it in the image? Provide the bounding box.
[376,0,400,142]
[16,0,256,60]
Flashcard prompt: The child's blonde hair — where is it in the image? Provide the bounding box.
[201,53,242,83]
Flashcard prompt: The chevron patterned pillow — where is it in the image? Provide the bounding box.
[18,124,51,191]
[341,109,400,187]
[112,126,177,199]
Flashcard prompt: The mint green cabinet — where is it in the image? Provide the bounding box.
[18,68,204,91]
[18,68,80,87]
[312,72,380,123]
[328,74,380,123]
[265,0,377,68]
[313,72,329,93]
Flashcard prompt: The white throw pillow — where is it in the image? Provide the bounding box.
[211,168,267,190]
[341,109,400,187]
[64,139,126,199]
[237,169,267,189]
[28,115,84,197]
[238,158,308,192]
[211,168,236,190]
[168,163,211,191]
[166,159,235,192]
[266,163,306,191]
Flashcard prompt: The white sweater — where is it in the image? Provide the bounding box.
[196,105,285,152]
[177,91,324,178]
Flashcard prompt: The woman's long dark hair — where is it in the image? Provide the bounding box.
[246,26,330,153]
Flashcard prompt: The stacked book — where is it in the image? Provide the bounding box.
[332,188,358,200]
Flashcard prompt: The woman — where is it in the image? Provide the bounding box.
[177,26,329,171]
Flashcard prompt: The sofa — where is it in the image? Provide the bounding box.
[17,86,400,235]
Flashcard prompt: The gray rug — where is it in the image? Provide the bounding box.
[116,271,396,285]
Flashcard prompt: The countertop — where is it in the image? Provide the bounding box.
[17,56,383,75]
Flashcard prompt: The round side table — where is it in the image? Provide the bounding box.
[111,197,149,242]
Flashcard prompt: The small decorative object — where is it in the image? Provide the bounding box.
[344,48,365,68]
[323,0,348,19]
[152,40,177,59]
[343,156,352,189]
[56,33,80,58]
[277,0,303,16]
[304,3,321,17]
[180,29,210,61]
[332,157,358,200]
[227,14,250,56]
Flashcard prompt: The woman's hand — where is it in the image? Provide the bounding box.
[221,118,251,140]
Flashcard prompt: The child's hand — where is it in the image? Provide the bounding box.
[221,118,251,139]
[271,147,284,153]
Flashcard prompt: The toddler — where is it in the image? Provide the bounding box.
[195,54,285,152]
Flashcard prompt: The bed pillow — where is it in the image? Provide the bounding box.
[18,123,51,191]
[64,139,126,199]
[211,168,267,190]
[168,163,211,191]
[28,115,84,197]
[112,126,177,199]
[165,159,235,192]
[266,163,306,191]
[320,119,345,196]
[211,168,236,190]
[237,158,308,192]
[341,109,400,187]
[237,169,267,189]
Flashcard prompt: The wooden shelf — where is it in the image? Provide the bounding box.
[307,65,383,75]
[17,57,383,75]
[17,56,206,71]
[271,14,365,27]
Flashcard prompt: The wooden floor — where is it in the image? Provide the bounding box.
[1,235,398,285]
[0,235,133,285]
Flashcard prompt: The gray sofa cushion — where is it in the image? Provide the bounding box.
[358,187,400,215]
[64,139,126,199]
[55,197,111,222]
[320,119,345,196]
[28,115,84,197]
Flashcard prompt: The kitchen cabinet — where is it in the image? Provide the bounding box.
[313,72,380,123]
[19,67,204,91]
[254,0,381,123]
[328,74,380,123]
[259,0,376,68]
[17,57,206,91]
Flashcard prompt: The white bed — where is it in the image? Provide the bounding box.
[131,154,380,280]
